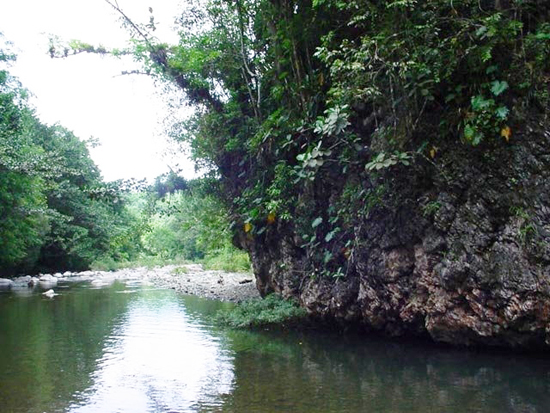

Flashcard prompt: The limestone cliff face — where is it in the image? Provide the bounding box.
[238,122,550,349]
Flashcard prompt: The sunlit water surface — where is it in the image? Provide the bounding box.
[1,280,549,412]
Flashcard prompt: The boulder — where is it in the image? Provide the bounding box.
[0,278,13,289]
[42,289,58,298]
[12,276,32,287]
[39,274,58,289]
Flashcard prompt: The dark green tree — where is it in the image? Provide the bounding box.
[0,38,49,274]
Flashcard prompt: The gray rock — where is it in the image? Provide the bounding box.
[12,276,32,287]
[0,278,13,289]
[42,289,57,298]
[39,274,58,289]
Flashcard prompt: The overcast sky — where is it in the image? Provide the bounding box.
[0,0,196,182]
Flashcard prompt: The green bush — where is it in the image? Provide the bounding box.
[91,255,190,271]
[90,256,121,272]
[201,247,251,272]
[171,266,189,275]
[215,294,307,329]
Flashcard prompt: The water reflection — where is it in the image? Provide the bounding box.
[68,289,234,412]
[1,282,550,413]
[0,282,133,413]
[223,329,550,412]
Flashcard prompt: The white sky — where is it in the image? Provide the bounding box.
[0,0,196,182]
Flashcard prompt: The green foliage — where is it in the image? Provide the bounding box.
[76,1,550,281]
[365,151,412,171]
[91,256,190,272]
[0,36,136,275]
[202,247,251,273]
[172,266,189,275]
[142,179,233,260]
[315,0,548,149]
[214,294,307,329]
[422,201,442,218]
[314,105,350,137]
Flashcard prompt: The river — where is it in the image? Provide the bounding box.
[0,279,548,412]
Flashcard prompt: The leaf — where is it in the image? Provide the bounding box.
[312,217,323,228]
[500,126,512,142]
[429,147,438,159]
[490,80,509,96]
[464,124,475,141]
[325,230,337,242]
[495,106,509,119]
[471,95,493,111]
[472,132,483,146]
[244,222,252,233]
[486,65,498,75]
[476,26,488,38]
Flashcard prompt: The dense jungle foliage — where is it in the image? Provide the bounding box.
[0,40,129,275]
[5,0,550,277]
[0,35,247,276]
[63,0,548,278]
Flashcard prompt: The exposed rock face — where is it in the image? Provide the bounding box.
[238,123,550,349]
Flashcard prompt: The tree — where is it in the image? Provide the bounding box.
[0,34,139,274]
[0,37,49,274]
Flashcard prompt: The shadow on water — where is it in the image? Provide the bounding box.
[220,328,550,413]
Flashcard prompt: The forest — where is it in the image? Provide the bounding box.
[0,39,248,276]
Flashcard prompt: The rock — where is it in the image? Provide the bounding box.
[12,276,32,287]
[42,289,57,298]
[237,123,550,349]
[0,278,13,289]
[39,274,58,289]
[79,271,95,277]
[91,279,107,287]
[239,279,253,284]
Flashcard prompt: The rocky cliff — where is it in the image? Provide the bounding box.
[239,120,550,349]
[125,0,550,350]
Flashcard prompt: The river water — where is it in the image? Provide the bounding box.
[0,280,549,412]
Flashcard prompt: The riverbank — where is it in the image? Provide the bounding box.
[146,264,259,302]
[0,264,260,302]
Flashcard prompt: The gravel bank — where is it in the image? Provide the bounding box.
[5,264,260,302]
[145,264,260,302]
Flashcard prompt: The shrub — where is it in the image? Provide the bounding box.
[201,247,251,272]
[215,294,307,329]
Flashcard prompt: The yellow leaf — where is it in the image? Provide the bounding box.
[244,222,252,233]
[267,213,276,224]
[501,126,511,142]
[429,146,438,159]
